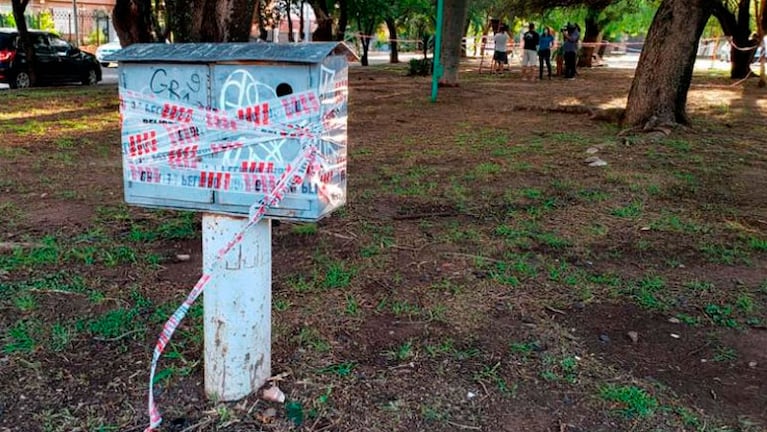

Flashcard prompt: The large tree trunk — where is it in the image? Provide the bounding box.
[309,0,333,41]
[11,0,36,86]
[256,0,269,41]
[386,18,399,63]
[287,0,294,42]
[113,0,156,46]
[712,0,758,79]
[439,0,469,86]
[335,0,348,41]
[357,18,374,66]
[166,0,256,42]
[762,0,767,32]
[624,0,713,127]
[579,8,603,68]
[299,0,305,41]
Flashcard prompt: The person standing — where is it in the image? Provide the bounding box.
[522,23,540,80]
[562,23,580,79]
[492,25,510,74]
[538,27,554,80]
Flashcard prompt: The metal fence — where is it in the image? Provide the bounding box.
[0,7,116,46]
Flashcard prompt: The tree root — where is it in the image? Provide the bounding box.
[511,105,625,124]
[617,115,679,145]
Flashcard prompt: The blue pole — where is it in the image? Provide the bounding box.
[431,0,445,102]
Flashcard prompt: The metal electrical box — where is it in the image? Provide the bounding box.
[111,42,355,221]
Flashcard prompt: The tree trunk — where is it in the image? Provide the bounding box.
[166,0,256,42]
[731,38,757,77]
[256,0,269,41]
[386,18,399,63]
[762,0,767,32]
[335,0,348,41]
[579,8,603,68]
[624,0,713,127]
[309,0,332,41]
[712,0,758,79]
[113,0,156,46]
[11,0,36,86]
[439,0,469,86]
[286,0,294,42]
[357,18,373,66]
[461,17,470,57]
[299,0,304,40]
[729,0,756,78]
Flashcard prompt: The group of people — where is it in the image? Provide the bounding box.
[492,22,580,80]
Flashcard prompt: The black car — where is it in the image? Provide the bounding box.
[0,28,102,89]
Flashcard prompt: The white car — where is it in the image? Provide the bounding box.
[96,41,122,67]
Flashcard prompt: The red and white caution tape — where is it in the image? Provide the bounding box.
[144,144,316,431]
[118,88,341,431]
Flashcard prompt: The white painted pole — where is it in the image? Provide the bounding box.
[303,2,311,42]
[202,214,271,401]
[72,0,79,46]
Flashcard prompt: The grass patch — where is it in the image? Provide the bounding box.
[610,201,643,219]
[3,320,41,354]
[599,385,658,418]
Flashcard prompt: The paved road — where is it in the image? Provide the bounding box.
[0,53,752,90]
[0,66,117,90]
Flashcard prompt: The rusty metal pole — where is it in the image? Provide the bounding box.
[202,213,272,401]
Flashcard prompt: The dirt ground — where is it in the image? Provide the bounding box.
[0,58,766,432]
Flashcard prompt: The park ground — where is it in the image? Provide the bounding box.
[0,59,766,432]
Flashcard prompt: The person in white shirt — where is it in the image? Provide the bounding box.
[493,25,510,74]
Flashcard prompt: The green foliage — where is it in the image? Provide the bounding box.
[408,57,433,76]
[3,320,39,354]
[291,223,318,235]
[631,274,667,311]
[295,327,330,352]
[50,323,72,352]
[0,12,16,28]
[317,362,356,377]
[0,235,61,271]
[610,201,643,219]
[36,11,55,32]
[322,261,355,289]
[599,385,658,418]
[749,236,767,251]
[386,341,415,361]
[81,307,145,339]
[157,212,198,240]
[704,304,738,328]
[13,292,37,312]
[711,346,737,362]
[286,400,304,426]
[474,362,515,396]
[699,242,749,265]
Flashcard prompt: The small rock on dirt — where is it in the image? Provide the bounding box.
[627,331,639,343]
[262,385,286,403]
[584,156,601,164]
[670,333,681,339]
[749,361,758,368]
[264,407,277,418]
[588,159,608,167]
[586,147,600,154]
[668,317,681,324]
[176,254,191,261]
[573,302,586,310]
[599,334,610,343]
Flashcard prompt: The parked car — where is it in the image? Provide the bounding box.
[0,28,102,89]
[96,40,122,67]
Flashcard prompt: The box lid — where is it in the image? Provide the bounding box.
[109,42,358,64]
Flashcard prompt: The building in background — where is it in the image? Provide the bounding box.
[0,0,117,46]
